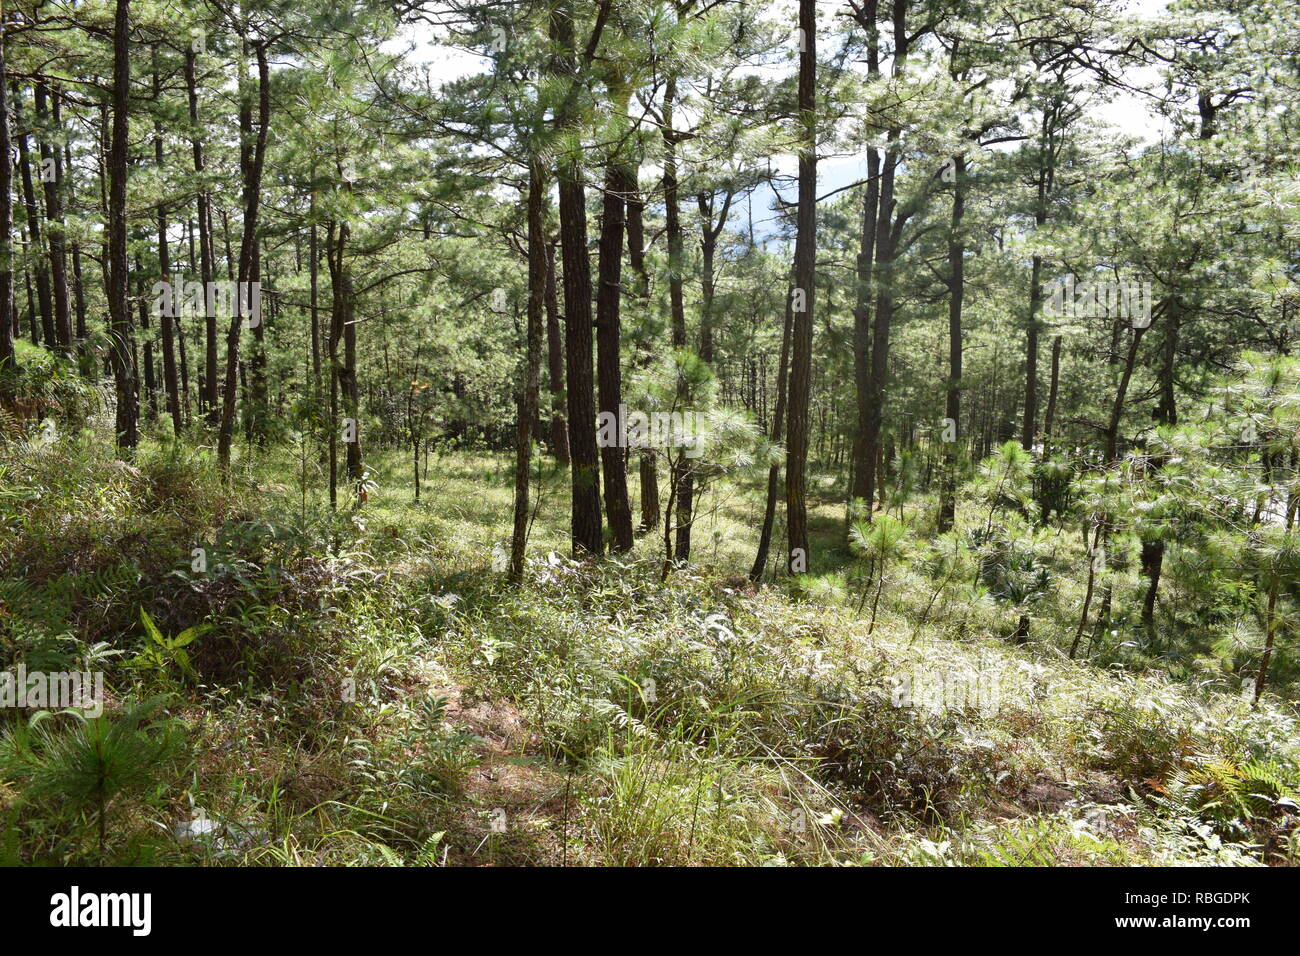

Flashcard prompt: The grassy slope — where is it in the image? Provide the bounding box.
[0,431,1296,866]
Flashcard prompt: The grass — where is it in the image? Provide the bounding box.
[0,424,1296,866]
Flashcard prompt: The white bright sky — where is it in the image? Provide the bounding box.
[381,0,1177,240]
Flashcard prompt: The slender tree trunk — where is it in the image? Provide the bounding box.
[861,4,913,517]
[938,153,965,532]
[595,93,633,553]
[0,26,14,401]
[1069,521,1105,659]
[544,239,569,466]
[217,41,270,471]
[13,84,54,350]
[1022,95,1060,451]
[849,0,880,510]
[696,188,733,365]
[34,83,71,352]
[784,0,817,575]
[1105,325,1146,463]
[68,136,87,348]
[186,45,218,424]
[329,216,361,491]
[622,172,659,530]
[153,63,180,434]
[1253,576,1279,707]
[511,159,547,581]
[107,0,138,452]
[309,206,321,397]
[851,148,880,508]
[1022,254,1041,450]
[135,258,157,416]
[552,3,603,556]
[1141,300,1180,629]
[750,280,794,582]
[662,75,686,352]
[1042,334,1061,448]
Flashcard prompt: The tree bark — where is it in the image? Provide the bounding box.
[544,239,569,465]
[107,0,138,452]
[153,62,181,433]
[217,41,270,470]
[595,91,633,552]
[13,84,54,350]
[552,2,605,556]
[0,26,14,401]
[34,82,71,352]
[185,46,219,424]
[938,153,965,532]
[785,0,818,575]
[622,171,658,530]
[511,159,547,581]
[1042,334,1062,448]
[750,279,794,582]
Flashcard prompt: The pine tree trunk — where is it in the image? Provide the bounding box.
[0,26,14,402]
[153,63,181,434]
[623,170,658,528]
[785,0,818,574]
[34,82,72,353]
[511,159,547,581]
[107,0,138,452]
[595,103,633,553]
[938,153,965,533]
[185,46,219,424]
[13,85,55,350]
[217,41,270,471]
[552,2,604,556]
[750,279,794,582]
[544,239,569,466]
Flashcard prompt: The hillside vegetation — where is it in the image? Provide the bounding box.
[1,426,1295,866]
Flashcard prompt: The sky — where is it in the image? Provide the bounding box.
[381,0,1178,241]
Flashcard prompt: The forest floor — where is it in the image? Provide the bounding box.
[0,431,1297,865]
